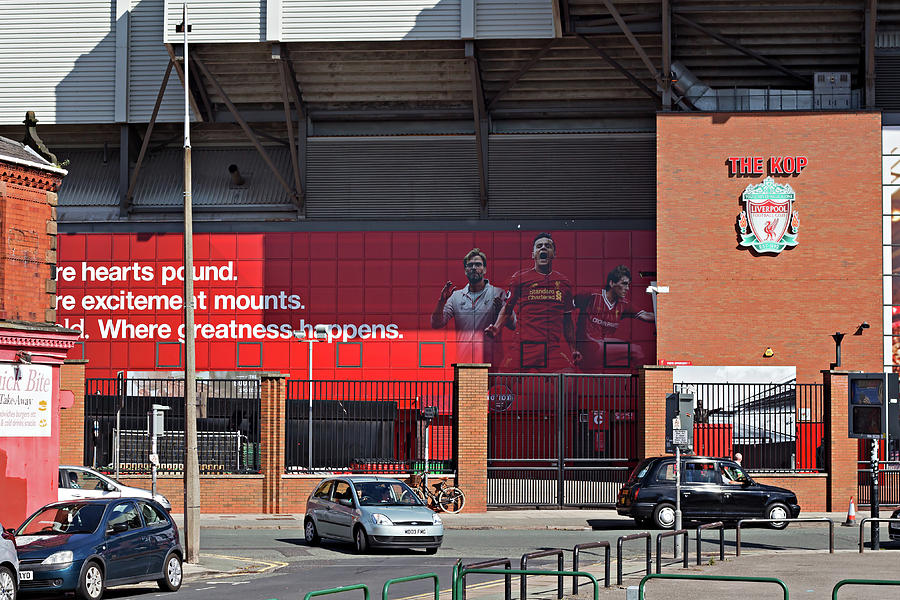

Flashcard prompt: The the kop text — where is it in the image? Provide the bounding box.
[727,156,808,176]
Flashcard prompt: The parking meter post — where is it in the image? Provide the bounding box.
[872,439,880,550]
[675,447,682,558]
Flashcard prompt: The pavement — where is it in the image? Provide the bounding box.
[173,510,900,598]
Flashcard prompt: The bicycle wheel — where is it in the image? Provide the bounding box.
[437,486,465,513]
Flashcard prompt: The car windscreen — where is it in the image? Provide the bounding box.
[355,481,423,507]
[18,503,105,536]
[628,459,654,482]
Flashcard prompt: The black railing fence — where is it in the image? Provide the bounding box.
[84,376,261,475]
[673,381,824,472]
[284,379,454,473]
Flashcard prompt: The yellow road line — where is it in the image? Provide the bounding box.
[198,553,288,578]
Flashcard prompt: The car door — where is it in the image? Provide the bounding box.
[719,461,767,519]
[680,460,724,519]
[328,481,357,541]
[137,501,173,576]
[104,501,150,580]
[66,468,120,501]
[309,480,336,538]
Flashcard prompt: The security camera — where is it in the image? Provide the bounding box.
[15,351,32,364]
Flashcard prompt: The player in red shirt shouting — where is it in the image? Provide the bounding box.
[485,233,581,372]
[575,264,655,371]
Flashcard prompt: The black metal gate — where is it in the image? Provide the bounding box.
[487,373,638,507]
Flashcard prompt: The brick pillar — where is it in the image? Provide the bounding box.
[260,374,287,514]
[638,366,673,460]
[824,370,855,512]
[453,363,489,512]
[59,359,87,465]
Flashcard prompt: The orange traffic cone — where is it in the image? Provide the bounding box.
[842,496,856,527]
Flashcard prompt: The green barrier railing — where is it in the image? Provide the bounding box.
[382,573,439,600]
[304,584,371,600]
[832,579,900,599]
[638,573,789,600]
[454,568,599,600]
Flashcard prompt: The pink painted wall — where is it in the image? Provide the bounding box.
[0,365,61,530]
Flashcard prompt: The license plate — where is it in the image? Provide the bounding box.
[404,528,426,535]
[19,571,32,581]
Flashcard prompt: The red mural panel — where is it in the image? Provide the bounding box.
[57,230,657,379]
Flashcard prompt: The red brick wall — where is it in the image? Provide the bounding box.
[454,363,489,512]
[59,360,86,465]
[0,172,59,323]
[825,371,856,511]
[639,366,673,459]
[657,112,882,382]
[752,473,828,512]
[260,375,286,513]
[118,475,265,513]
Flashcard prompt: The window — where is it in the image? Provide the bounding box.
[314,481,334,500]
[654,462,675,482]
[73,469,107,491]
[332,481,353,504]
[684,462,717,484]
[139,501,168,527]
[108,502,141,531]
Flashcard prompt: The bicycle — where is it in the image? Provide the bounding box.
[406,471,466,513]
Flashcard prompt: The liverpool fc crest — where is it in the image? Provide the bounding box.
[737,176,799,254]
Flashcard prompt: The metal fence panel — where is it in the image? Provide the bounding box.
[84,376,261,475]
[284,380,454,474]
[673,381,824,472]
[487,373,638,507]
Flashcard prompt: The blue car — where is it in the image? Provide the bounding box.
[14,498,182,600]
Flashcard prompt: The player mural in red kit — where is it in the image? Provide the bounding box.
[485,233,581,372]
[575,264,655,370]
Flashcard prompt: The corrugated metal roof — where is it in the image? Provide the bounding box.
[57,147,295,208]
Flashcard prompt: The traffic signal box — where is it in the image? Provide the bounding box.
[847,372,899,439]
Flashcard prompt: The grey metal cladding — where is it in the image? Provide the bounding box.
[163,0,266,44]
[57,147,294,207]
[129,0,187,122]
[281,0,461,41]
[305,136,479,219]
[0,0,116,124]
[476,0,554,39]
[876,55,900,111]
[487,134,656,219]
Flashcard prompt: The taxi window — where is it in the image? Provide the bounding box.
[683,461,717,484]
[654,462,675,482]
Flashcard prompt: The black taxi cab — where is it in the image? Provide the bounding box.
[616,455,801,529]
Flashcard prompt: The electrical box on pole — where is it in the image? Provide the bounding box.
[666,392,694,454]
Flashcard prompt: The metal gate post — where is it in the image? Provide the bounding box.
[557,374,565,506]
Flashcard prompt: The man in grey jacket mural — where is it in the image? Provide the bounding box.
[431,247,513,365]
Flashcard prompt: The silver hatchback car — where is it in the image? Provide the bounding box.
[0,520,18,600]
[304,476,443,554]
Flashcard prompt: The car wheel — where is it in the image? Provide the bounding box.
[157,552,183,592]
[425,546,438,555]
[304,518,320,545]
[354,526,369,554]
[652,502,677,529]
[0,565,16,600]
[76,561,105,600]
[766,502,790,530]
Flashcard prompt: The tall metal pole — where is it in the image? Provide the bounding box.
[182,2,201,565]
[675,446,682,557]
[307,340,314,471]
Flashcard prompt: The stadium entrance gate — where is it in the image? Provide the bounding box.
[487,373,638,507]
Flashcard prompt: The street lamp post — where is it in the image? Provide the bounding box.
[294,325,328,470]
